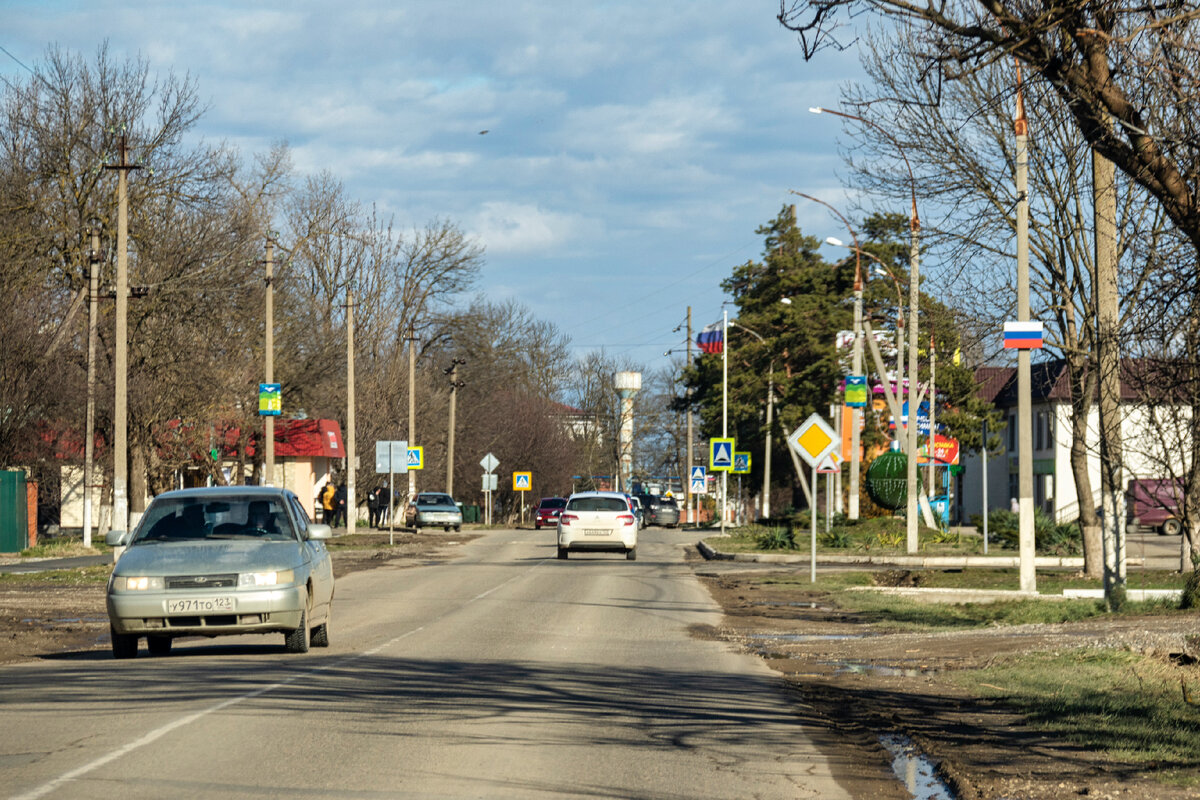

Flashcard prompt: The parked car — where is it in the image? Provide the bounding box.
[534,497,567,530]
[627,494,645,529]
[406,492,463,532]
[104,485,335,659]
[557,491,638,560]
[1126,478,1185,536]
[637,493,680,528]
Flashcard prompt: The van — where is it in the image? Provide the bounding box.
[1125,478,1185,536]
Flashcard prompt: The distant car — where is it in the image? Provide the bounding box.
[407,492,463,532]
[104,486,335,659]
[534,497,567,530]
[638,494,680,528]
[1126,478,1185,536]
[557,491,638,560]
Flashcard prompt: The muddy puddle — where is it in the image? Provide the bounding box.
[879,732,957,799]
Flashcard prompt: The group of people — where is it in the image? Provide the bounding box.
[316,479,392,528]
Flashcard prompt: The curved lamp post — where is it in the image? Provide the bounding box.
[793,192,864,521]
[810,105,922,552]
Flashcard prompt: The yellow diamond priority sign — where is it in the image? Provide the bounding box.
[788,413,840,468]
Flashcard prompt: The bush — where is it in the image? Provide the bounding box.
[969,508,1081,554]
[820,528,852,548]
[757,527,796,550]
[1181,567,1200,610]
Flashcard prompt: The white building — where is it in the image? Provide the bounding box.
[958,360,1182,524]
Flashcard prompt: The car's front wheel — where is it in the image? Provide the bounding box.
[111,627,138,659]
[1161,518,1183,536]
[311,605,331,648]
[147,636,172,657]
[285,606,311,653]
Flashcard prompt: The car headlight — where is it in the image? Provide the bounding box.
[238,570,296,587]
[112,576,165,591]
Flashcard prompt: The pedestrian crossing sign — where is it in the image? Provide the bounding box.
[513,471,532,491]
[709,438,735,471]
[407,446,424,470]
[689,465,707,495]
[733,452,751,474]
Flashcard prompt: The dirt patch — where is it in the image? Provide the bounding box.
[0,531,473,666]
[695,567,1200,800]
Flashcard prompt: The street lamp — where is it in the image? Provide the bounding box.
[826,240,907,430]
[793,192,864,521]
[810,105,922,552]
[728,321,775,520]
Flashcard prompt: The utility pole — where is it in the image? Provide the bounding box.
[763,360,774,520]
[407,323,417,505]
[104,135,139,533]
[346,288,356,535]
[264,241,275,486]
[721,309,728,534]
[1096,139,1125,606]
[83,227,102,547]
[1015,62,1037,593]
[445,358,465,495]
[686,306,693,525]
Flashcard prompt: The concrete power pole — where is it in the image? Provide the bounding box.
[1015,64,1037,593]
[83,227,102,547]
[407,323,417,505]
[346,288,356,535]
[264,241,275,486]
[445,359,465,495]
[105,135,139,533]
[686,306,694,524]
[1095,145,1125,607]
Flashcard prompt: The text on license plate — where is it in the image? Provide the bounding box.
[583,528,611,536]
[167,597,234,614]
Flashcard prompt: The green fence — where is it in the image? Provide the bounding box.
[0,470,27,553]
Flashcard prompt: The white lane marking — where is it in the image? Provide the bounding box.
[13,558,546,799]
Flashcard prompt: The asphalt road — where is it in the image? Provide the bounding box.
[0,528,888,799]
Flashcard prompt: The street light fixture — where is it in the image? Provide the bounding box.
[793,193,864,521]
[810,105,922,552]
[728,321,775,520]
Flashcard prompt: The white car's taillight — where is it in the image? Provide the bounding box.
[619,514,635,526]
[559,513,578,526]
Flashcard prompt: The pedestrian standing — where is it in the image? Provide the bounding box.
[377,483,391,526]
[367,485,379,528]
[321,481,337,524]
[333,483,347,528]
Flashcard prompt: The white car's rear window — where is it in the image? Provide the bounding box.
[568,497,628,512]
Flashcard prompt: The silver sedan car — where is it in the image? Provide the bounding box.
[105,486,335,659]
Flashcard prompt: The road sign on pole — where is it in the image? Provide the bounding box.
[733,452,751,474]
[513,472,531,491]
[480,452,499,473]
[788,413,840,467]
[709,438,735,471]
[407,446,424,470]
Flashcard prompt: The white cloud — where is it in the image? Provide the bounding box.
[468,201,596,255]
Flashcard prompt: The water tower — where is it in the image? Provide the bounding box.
[614,371,642,492]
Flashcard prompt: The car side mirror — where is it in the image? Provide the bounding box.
[307,523,333,541]
[105,529,129,547]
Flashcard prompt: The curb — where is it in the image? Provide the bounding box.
[696,540,1142,569]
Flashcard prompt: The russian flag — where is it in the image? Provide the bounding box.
[1003,321,1044,349]
[697,321,723,354]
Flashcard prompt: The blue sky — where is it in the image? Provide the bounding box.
[2,1,865,369]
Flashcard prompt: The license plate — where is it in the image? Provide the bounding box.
[584,528,610,536]
[166,597,234,614]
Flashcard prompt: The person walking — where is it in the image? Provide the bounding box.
[321,481,337,525]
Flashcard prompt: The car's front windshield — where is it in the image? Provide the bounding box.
[133,496,296,543]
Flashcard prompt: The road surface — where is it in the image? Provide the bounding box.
[1,528,897,799]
